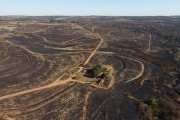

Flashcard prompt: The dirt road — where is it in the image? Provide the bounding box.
[83,36,103,66]
[0,78,72,101]
[121,56,144,83]
[83,90,94,120]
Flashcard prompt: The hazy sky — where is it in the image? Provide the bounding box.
[0,0,180,16]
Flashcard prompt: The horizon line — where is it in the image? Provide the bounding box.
[1,15,180,17]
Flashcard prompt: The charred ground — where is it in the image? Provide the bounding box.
[0,16,179,120]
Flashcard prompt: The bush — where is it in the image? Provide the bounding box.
[91,65,103,77]
[150,98,158,108]
[144,98,179,120]
[85,63,95,69]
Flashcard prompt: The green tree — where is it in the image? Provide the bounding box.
[91,65,102,77]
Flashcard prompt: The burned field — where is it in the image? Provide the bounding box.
[0,16,180,120]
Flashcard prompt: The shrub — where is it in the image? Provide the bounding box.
[144,98,179,120]
[91,65,103,77]
[150,98,158,108]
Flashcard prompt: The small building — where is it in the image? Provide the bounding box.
[96,78,104,85]
[99,79,105,85]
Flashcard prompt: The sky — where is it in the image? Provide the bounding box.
[0,0,180,16]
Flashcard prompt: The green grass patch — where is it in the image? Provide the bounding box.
[0,26,16,32]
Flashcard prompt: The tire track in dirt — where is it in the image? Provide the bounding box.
[1,40,45,61]
[33,29,95,51]
[1,83,76,112]
[20,83,77,115]
[0,42,7,58]
[83,90,94,120]
[0,50,32,77]
[89,93,114,120]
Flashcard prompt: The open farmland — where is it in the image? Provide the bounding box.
[0,16,180,120]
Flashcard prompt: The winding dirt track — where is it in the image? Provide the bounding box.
[98,51,145,83]
[121,56,144,83]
